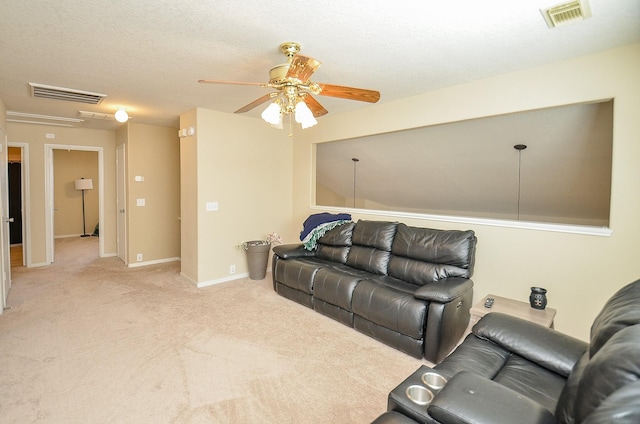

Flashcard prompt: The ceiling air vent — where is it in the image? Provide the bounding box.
[541,0,591,28]
[29,83,107,105]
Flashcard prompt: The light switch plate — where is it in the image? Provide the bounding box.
[206,201,218,211]
[137,198,145,206]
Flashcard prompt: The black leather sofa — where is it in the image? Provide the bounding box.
[374,279,640,424]
[271,219,477,363]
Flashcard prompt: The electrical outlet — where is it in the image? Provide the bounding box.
[136,253,143,262]
[230,265,236,274]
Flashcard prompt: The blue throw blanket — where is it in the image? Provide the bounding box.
[299,212,352,240]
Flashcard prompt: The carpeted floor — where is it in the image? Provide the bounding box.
[0,237,427,423]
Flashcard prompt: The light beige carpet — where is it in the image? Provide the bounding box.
[0,237,428,423]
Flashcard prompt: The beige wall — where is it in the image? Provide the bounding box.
[6,124,117,266]
[125,123,180,264]
[53,150,99,237]
[294,43,640,341]
[0,97,5,132]
[180,108,294,286]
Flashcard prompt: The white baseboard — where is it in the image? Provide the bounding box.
[128,257,180,268]
[195,270,273,288]
[196,273,250,288]
[26,262,49,268]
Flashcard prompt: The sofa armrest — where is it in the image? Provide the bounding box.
[413,278,473,303]
[428,372,556,424]
[473,313,588,377]
[272,244,316,259]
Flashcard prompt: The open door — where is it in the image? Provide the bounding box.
[0,127,11,311]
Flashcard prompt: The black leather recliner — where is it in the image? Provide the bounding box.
[375,279,640,424]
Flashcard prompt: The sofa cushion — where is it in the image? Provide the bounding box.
[352,277,427,339]
[435,332,567,412]
[315,222,354,264]
[345,246,391,275]
[589,278,640,357]
[317,221,355,246]
[345,221,398,274]
[351,220,398,250]
[313,266,370,312]
[390,223,476,276]
[273,257,327,294]
[388,257,471,286]
[573,325,640,423]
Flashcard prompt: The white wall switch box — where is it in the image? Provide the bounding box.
[206,201,218,211]
[134,175,144,182]
[137,198,145,206]
[46,133,55,139]
[136,253,143,261]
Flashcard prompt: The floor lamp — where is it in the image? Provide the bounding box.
[74,178,93,237]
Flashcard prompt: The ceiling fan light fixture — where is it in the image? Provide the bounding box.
[199,42,379,132]
[114,108,129,123]
[294,101,318,129]
[261,102,283,129]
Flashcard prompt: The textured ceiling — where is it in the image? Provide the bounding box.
[1,0,639,130]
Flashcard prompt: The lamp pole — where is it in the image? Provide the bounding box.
[514,144,527,220]
[352,158,359,208]
[80,188,88,237]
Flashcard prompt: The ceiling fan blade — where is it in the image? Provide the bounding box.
[198,79,265,87]
[317,83,380,103]
[286,55,321,83]
[234,93,279,114]
[303,95,328,117]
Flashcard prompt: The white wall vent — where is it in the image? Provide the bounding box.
[78,111,115,120]
[541,0,591,28]
[29,83,107,104]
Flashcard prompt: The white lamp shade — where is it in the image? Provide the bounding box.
[74,178,93,190]
[261,102,283,128]
[294,101,318,129]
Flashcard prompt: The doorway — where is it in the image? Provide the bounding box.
[7,143,29,268]
[44,144,104,264]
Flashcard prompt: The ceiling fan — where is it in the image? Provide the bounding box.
[198,42,380,130]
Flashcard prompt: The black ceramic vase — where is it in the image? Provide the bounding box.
[529,287,548,310]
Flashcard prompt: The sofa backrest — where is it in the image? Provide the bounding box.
[388,223,477,285]
[345,220,398,275]
[315,222,355,263]
[555,279,640,424]
[316,220,477,284]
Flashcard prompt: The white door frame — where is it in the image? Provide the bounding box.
[44,144,104,264]
[7,142,30,267]
[116,144,127,264]
[0,128,9,312]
